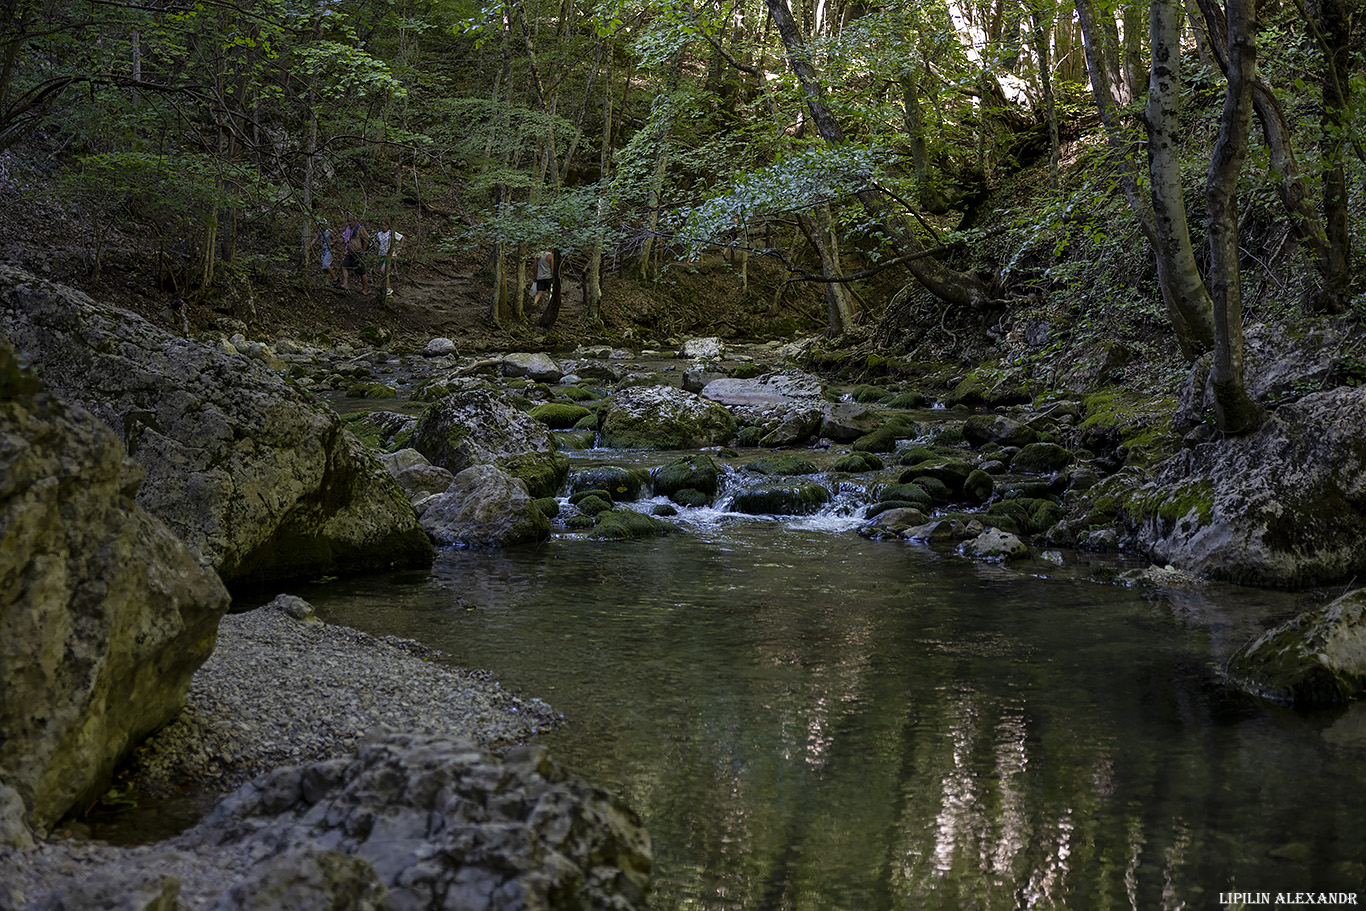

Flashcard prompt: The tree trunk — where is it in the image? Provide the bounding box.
[1145,0,1217,357]
[1205,0,1263,434]
[799,205,858,335]
[1313,0,1351,313]
[535,248,564,329]
[765,0,995,310]
[1029,0,1060,188]
[1078,0,1214,355]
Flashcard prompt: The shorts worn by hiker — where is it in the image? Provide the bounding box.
[534,278,552,293]
[343,251,366,274]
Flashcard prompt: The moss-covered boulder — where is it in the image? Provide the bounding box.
[730,480,831,516]
[833,451,884,473]
[412,388,568,498]
[899,459,974,495]
[569,466,649,501]
[589,509,680,539]
[854,417,919,454]
[963,414,1038,448]
[878,482,932,508]
[557,385,598,403]
[534,497,560,518]
[574,494,615,517]
[346,381,399,399]
[529,402,592,429]
[651,455,722,503]
[851,384,893,404]
[964,469,994,505]
[743,454,820,476]
[670,488,711,508]
[1227,589,1366,705]
[599,385,736,449]
[888,390,930,408]
[1011,442,1074,474]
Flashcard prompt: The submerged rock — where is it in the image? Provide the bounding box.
[0,267,433,588]
[1227,589,1366,705]
[960,528,1030,562]
[0,340,230,834]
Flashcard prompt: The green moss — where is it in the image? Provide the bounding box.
[590,509,679,539]
[529,402,592,429]
[731,362,764,379]
[888,391,929,408]
[498,450,570,499]
[743,455,820,476]
[569,466,649,501]
[569,488,613,505]
[652,455,722,498]
[730,481,832,516]
[854,417,918,453]
[1131,480,1215,527]
[575,494,615,516]
[852,384,894,404]
[534,497,561,518]
[558,385,597,402]
[346,382,398,399]
[878,483,932,507]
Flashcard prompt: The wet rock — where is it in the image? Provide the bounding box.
[28,868,180,911]
[1227,589,1366,705]
[1011,442,1074,473]
[858,507,929,539]
[528,402,592,429]
[500,352,563,384]
[0,340,231,832]
[679,337,725,360]
[832,451,884,473]
[0,784,34,849]
[729,480,831,516]
[960,528,1030,562]
[589,510,679,539]
[599,386,736,449]
[412,388,568,498]
[569,466,649,501]
[0,267,432,588]
[420,465,550,548]
[819,402,882,443]
[210,847,385,911]
[743,454,820,476]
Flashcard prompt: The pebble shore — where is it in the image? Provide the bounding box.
[0,596,561,908]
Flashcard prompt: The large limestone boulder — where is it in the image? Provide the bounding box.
[0,341,230,833]
[412,388,569,498]
[1175,322,1349,429]
[420,465,551,547]
[1124,386,1366,587]
[183,731,652,911]
[600,385,737,449]
[1227,589,1366,705]
[0,267,433,588]
[501,351,564,383]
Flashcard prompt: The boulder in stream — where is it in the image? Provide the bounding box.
[599,385,736,449]
[412,388,569,497]
[420,464,551,547]
[0,266,433,589]
[1226,589,1366,705]
[0,340,230,835]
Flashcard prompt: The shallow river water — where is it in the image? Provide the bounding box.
[301,463,1366,910]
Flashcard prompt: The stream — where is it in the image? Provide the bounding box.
[299,446,1366,910]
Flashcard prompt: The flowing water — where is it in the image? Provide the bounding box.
[300,465,1366,910]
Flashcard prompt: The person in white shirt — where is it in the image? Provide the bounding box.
[375,218,405,297]
[531,250,555,308]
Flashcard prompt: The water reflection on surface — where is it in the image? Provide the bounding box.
[302,514,1366,910]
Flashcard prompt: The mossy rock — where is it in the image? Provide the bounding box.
[730,480,832,516]
[854,417,918,454]
[670,487,711,508]
[565,514,597,530]
[1011,442,1075,474]
[930,424,965,446]
[899,459,974,494]
[735,425,764,446]
[852,384,894,404]
[589,509,679,539]
[888,390,930,408]
[867,500,927,518]
[498,450,570,499]
[534,497,561,519]
[575,494,615,516]
[346,381,399,399]
[569,466,649,501]
[743,454,820,476]
[877,482,932,507]
[833,452,883,473]
[1226,590,1366,705]
[557,385,598,402]
[914,476,951,504]
[730,362,765,379]
[896,446,939,466]
[572,412,599,431]
[652,503,679,517]
[554,430,596,451]
[651,454,722,500]
[569,488,613,506]
[529,402,592,429]
[964,469,994,505]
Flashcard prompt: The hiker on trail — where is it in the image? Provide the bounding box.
[531,250,555,308]
[313,219,337,285]
[375,217,404,297]
[340,213,370,294]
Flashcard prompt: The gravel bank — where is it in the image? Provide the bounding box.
[0,595,563,909]
[123,594,560,801]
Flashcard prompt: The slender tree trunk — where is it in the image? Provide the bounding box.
[1078,0,1214,355]
[586,41,612,320]
[535,248,564,329]
[1029,0,1060,188]
[638,60,682,280]
[1205,0,1262,433]
[1313,0,1351,312]
[799,205,858,335]
[765,0,995,309]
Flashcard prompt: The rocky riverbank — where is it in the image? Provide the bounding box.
[0,596,642,911]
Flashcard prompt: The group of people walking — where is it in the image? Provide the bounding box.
[314,212,404,297]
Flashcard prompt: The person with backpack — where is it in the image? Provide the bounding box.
[340,212,370,294]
